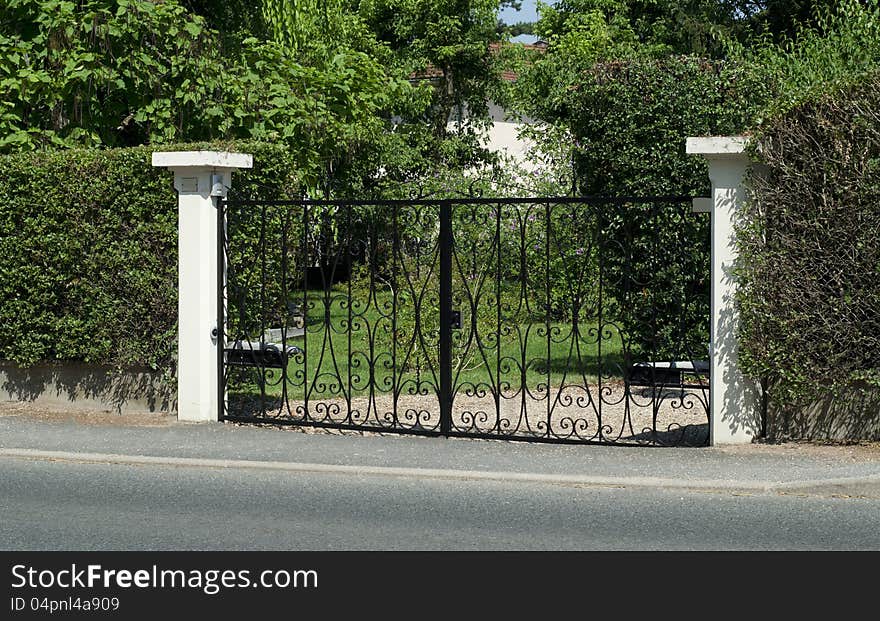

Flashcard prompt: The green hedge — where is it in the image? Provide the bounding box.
[739,72,880,424]
[0,141,296,374]
[520,56,770,360]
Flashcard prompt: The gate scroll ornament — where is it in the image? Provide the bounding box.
[219,194,710,446]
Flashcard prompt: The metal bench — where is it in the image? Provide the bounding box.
[627,360,709,389]
[224,335,302,369]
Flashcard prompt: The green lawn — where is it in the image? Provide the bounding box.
[227,287,627,400]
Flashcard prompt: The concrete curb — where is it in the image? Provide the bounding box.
[774,474,880,498]
[4,448,879,498]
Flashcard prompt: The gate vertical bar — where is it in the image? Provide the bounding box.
[439,200,453,435]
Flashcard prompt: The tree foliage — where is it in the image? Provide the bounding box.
[0,0,513,185]
[1,0,218,150]
[533,0,750,59]
[497,20,535,37]
[358,0,502,140]
[260,0,385,60]
[729,0,880,123]
[0,0,426,190]
[178,0,270,49]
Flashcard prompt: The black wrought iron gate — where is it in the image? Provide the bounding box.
[218,195,710,446]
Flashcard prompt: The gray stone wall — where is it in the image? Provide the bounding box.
[0,361,175,414]
[767,382,880,441]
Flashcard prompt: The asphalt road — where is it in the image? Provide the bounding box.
[2,456,878,551]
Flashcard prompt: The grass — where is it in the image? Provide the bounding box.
[227,287,627,401]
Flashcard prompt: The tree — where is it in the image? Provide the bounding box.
[0,0,225,150]
[533,1,768,58]
[358,0,502,143]
[731,1,843,41]
[0,0,421,193]
[258,0,385,59]
[178,0,270,49]
[497,20,536,37]
[251,0,506,176]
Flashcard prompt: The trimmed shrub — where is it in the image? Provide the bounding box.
[0,141,296,377]
[519,55,770,360]
[555,56,764,197]
[739,72,880,432]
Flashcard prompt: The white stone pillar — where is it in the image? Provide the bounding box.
[152,151,253,422]
[686,137,760,444]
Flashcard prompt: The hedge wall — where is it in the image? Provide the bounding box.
[739,71,880,434]
[523,56,770,360]
[0,141,296,375]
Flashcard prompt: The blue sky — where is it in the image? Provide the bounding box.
[498,0,540,24]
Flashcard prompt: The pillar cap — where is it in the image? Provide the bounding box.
[685,136,749,158]
[152,151,253,170]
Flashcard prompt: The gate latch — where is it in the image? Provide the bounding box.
[450,310,462,330]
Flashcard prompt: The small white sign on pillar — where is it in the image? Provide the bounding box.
[686,137,761,445]
[152,151,253,422]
